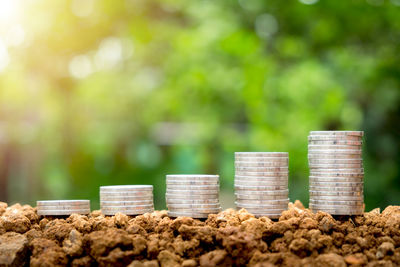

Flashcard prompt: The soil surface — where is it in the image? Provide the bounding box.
[0,201,399,267]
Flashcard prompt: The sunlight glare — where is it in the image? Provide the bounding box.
[0,0,20,22]
[0,38,10,72]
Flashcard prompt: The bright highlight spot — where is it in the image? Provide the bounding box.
[94,37,123,70]
[0,38,10,72]
[255,14,278,39]
[299,0,319,5]
[4,24,25,46]
[0,0,20,22]
[69,55,93,79]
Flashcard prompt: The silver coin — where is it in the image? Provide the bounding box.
[310,203,364,210]
[168,207,222,213]
[100,185,153,191]
[308,149,362,156]
[167,211,214,218]
[234,180,288,186]
[166,180,219,185]
[309,172,363,177]
[37,200,90,206]
[309,186,363,192]
[309,131,363,136]
[309,176,363,183]
[37,205,90,210]
[235,206,286,213]
[235,198,289,205]
[309,181,363,187]
[235,166,289,172]
[235,201,288,208]
[100,196,153,201]
[308,163,363,169]
[37,209,91,216]
[235,161,288,167]
[165,178,220,184]
[309,205,365,211]
[165,193,219,199]
[235,171,289,177]
[166,198,219,204]
[308,158,363,164]
[309,190,362,196]
[310,208,363,215]
[234,185,287,191]
[234,189,288,195]
[234,157,288,163]
[99,191,153,196]
[235,152,288,157]
[235,175,288,181]
[100,200,153,206]
[308,154,363,160]
[166,189,219,195]
[309,203,364,210]
[235,177,288,183]
[167,203,221,209]
[235,176,288,181]
[308,140,363,146]
[101,209,154,215]
[308,144,362,150]
[308,136,362,142]
[309,199,364,206]
[101,206,154,211]
[166,185,219,190]
[310,168,364,173]
[100,204,154,209]
[36,205,90,210]
[235,194,288,200]
[309,195,363,201]
[237,206,286,212]
[166,175,219,179]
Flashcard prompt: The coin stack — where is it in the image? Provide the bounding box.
[166,175,222,218]
[100,185,154,215]
[308,131,364,215]
[234,152,289,218]
[37,200,91,216]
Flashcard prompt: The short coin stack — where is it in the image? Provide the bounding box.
[234,152,289,218]
[37,200,90,216]
[166,175,222,218]
[308,131,364,215]
[100,185,154,215]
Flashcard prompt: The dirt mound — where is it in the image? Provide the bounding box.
[0,201,399,266]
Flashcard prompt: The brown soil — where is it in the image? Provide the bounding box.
[0,201,399,267]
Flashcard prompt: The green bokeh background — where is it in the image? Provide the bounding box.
[0,0,399,210]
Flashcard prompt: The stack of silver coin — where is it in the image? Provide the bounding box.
[166,175,222,218]
[308,131,364,215]
[234,152,289,218]
[37,200,90,216]
[100,185,154,215]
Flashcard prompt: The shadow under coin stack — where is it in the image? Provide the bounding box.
[234,152,289,218]
[100,185,154,215]
[166,175,222,218]
[308,131,364,215]
[37,200,90,216]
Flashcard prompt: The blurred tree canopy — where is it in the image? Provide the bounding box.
[0,0,399,210]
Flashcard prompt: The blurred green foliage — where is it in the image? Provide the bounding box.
[0,0,399,210]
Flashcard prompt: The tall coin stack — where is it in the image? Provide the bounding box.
[166,175,222,218]
[234,152,289,218]
[308,131,364,215]
[37,200,91,216]
[100,185,154,215]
